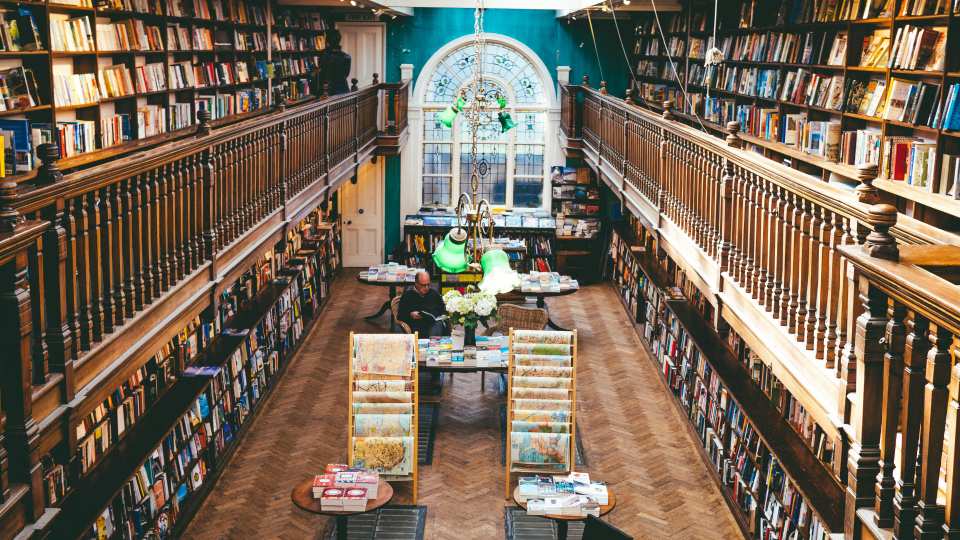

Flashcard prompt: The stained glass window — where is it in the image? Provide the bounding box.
[421,38,548,208]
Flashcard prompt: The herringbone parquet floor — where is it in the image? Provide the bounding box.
[183,271,742,540]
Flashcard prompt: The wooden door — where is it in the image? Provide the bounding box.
[335,22,385,88]
[341,159,384,267]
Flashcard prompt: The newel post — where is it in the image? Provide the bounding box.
[855,163,880,205]
[662,100,674,121]
[725,121,742,149]
[0,178,21,233]
[844,271,888,535]
[196,107,212,137]
[0,222,48,519]
[864,204,899,261]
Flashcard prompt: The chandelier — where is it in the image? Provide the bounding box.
[431,0,518,294]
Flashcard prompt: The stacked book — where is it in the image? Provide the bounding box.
[517,472,608,517]
[312,464,380,510]
[518,272,579,293]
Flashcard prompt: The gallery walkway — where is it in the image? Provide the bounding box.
[184,270,741,540]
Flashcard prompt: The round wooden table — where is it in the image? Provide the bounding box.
[356,275,414,331]
[512,485,616,540]
[292,478,394,539]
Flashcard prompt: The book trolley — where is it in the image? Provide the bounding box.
[504,329,578,498]
[347,333,419,503]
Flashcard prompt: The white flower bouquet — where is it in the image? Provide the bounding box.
[442,286,498,329]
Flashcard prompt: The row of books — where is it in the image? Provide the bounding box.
[888,25,946,72]
[271,33,325,53]
[51,15,95,52]
[0,8,42,52]
[196,88,265,120]
[718,30,845,66]
[97,19,164,52]
[76,317,207,477]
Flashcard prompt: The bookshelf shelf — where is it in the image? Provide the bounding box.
[0,104,52,117]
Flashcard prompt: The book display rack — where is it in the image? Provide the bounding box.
[504,329,578,498]
[347,333,419,503]
[627,0,960,229]
[0,0,327,183]
[605,223,843,540]
[39,198,341,539]
[550,165,602,282]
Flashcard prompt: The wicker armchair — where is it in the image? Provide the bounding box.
[484,303,548,336]
[391,296,413,334]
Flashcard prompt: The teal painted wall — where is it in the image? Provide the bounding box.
[382,9,631,259]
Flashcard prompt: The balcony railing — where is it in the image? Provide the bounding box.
[561,82,960,538]
[0,78,408,534]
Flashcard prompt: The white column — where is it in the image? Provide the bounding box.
[400,63,414,83]
[557,66,571,87]
[399,63,421,234]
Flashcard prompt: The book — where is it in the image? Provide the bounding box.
[0,119,32,172]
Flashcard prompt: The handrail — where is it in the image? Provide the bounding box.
[570,84,959,247]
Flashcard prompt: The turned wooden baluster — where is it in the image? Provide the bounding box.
[914,325,952,539]
[786,193,804,333]
[729,164,744,283]
[823,211,844,369]
[803,203,823,350]
[761,180,777,311]
[26,238,45,385]
[743,173,758,295]
[875,301,906,527]
[752,175,768,301]
[894,313,931,540]
[149,169,165,297]
[117,180,134,319]
[98,187,117,333]
[812,206,831,360]
[72,197,91,351]
[214,144,226,250]
[776,188,794,325]
[192,153,204,266]
[139,174,154,306]
[794,200,813,339]
[110,183,128,323]
[128,176,145,311]
[844,276,888,530]
[942,339,960,538]
[226,139,238,243]
[201,146,216,263]
[178,157,193,273]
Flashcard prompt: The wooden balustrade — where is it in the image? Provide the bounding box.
[0,79,406,537]
[563,83,960,537]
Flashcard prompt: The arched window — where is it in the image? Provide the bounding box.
[420,41,550,209]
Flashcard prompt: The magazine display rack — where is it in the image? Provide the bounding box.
[504,329,578,498]
[347,332,419,503]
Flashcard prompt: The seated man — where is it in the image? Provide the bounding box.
[397,271,447,337]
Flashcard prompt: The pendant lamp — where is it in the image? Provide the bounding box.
[478,248,519,294]
[438,96,466,128]
[432,227,470,273]
[496,94,515,133]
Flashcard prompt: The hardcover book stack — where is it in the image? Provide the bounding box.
[505,330,577,497]
[347,333,419,502]
[517,472,607,517]
[312,464,380,511]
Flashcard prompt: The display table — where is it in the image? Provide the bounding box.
[520,288,578,331]
[291,478,394,538]
[512,486,616,540]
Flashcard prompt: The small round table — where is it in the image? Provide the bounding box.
[512,485,617,540]
[356,275,413,331]
[292,478,394,539]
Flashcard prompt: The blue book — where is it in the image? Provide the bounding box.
[943,84,959,131]
[0,118,32,172]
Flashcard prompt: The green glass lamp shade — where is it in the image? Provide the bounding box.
[432,228,469,273]
[498,111,516,133]
[478,248,519,294]
[497,95,507,109]
[438,96,467,128]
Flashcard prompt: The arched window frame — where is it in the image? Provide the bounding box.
[412,34,558,211]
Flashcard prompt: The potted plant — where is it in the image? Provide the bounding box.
[442,286,498,346]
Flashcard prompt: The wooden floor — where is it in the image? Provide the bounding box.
[183,270,742,540]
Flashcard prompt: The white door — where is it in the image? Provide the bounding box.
[341,160,384,267]
[336,22,385,89]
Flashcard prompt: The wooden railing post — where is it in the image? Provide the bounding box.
[0,221,48,521]
[201,146,217,270]
[197,107,212,137]
[914,325,952,539]
[875,301,906,527]
[855,163,880,205]
[844,272,888,534]
[893,313,930,540]
[279,120,288,217]
[944,359,960,538]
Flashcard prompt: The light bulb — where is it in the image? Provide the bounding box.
[349,0,356,5]
[623,0,630,4]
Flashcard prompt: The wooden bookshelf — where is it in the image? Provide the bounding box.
[626,0,960,230]
[0,0,328,185]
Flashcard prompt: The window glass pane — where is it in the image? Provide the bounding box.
[425,42,546,105]
[515,112,544,144]
[422,176,451,206]
[423,143,451,175]
[423,111,451,142]
[513,177,543,208]
[460,111,505,143]
[514,144,543,176]
[460,143,506,205]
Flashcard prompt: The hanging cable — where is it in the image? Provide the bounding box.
[585,9,606,86]
[648,0,709,133]
[606,0,648,106]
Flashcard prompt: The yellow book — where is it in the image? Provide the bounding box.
[0,133,5,178]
